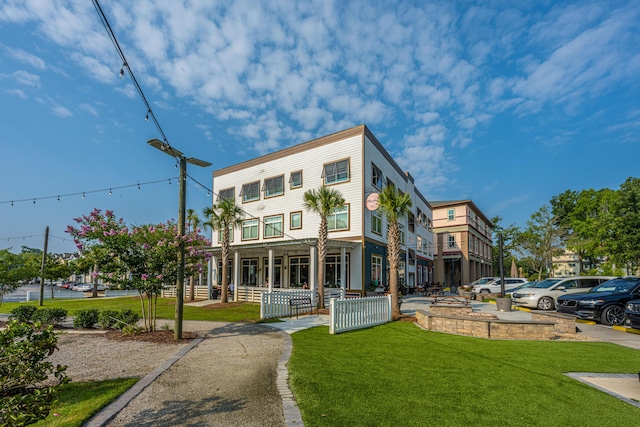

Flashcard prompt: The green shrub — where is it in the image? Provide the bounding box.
[121,324,143,335]
[32,308,68,325]
[98,309,119,329]
[73,309,99,329]
[9,305,38,323]
[114,309,141,329]
[0,320,69,426]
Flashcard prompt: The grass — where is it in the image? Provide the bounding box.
[289,322,640,427]
[32,378,138,427]
[0,297,263,323]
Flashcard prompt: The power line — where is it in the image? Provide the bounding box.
[92,0,176,157]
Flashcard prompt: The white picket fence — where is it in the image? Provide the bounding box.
[260,290,315,319]
[329,295,392,334]
[104,289,140,297]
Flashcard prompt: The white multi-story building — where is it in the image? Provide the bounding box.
[209,124,434,294]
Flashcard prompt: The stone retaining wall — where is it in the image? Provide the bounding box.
[531,311,576,335]
[415,307,557,340]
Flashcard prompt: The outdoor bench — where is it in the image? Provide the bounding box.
[289,297,316,318]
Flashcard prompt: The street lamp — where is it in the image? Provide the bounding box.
[148,138,212,340]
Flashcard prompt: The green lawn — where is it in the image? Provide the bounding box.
[289,322,640,427]
[32,378,138,427]
[0,297,262,323]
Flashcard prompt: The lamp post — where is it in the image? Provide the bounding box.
[148,138,212,340]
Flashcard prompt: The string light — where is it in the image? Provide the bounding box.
[145,110,150,122]
[0,177,180,207]
[119,63,126,79]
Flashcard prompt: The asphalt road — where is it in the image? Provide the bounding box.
[2,283,81,302]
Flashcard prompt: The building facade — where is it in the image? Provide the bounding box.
[209,125,434,294]
[431,200,493,288]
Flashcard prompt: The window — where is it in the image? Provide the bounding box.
[371,163,383,189]
[448,235,456,248]
[217,188,234,202]
[399,225,405,245]
[323,159,349,185]
[264,215,283,238]
[290,211,302,229]
[263,175,284,198]
[242,219,259,240]
[408,212,415,233]
[290,171,302,189]
[240,181,260,202]
[447,209,455,221]
[371,210,382,235]
[217,226,233,243]
[371,254,382,286]
[328,205,349,231]
[417,235,422,251]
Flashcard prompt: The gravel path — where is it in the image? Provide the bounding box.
[50,321,290,426]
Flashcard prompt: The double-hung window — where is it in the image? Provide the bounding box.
[290,211,302,229]
[240,181,260,203]
[328,205,349,231]
[263,175,284,198]
[264,215,283,238]
[242,219,259,240]
[447,208,455,221]
[323,159,349,185]
[217,226,234,243]
[371,210,382,235]
[448,235,456,248]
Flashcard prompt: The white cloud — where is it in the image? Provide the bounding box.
[52,104,72,118]
[6,88,26,99]
[5,46,46,70]
[79,103,98,116]
[13,70,40,87]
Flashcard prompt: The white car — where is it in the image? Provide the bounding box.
[512,276,617,310]
[472,278,529,294]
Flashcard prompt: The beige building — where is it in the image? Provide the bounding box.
[431,200,493,288]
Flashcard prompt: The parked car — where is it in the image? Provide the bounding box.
[467,277,496,287]
[624,299,640,329]
[472,278,528,294]
[73,283,93,292]
[512,276,617,311]
[557,277,640,325]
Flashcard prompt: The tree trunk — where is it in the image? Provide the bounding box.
[189,275,194,301]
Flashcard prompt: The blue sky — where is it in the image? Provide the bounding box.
[1,0,639,254]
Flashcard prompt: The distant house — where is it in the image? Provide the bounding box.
[430,200,493,288]
[208,124,435,294]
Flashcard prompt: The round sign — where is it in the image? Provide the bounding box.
[366,193,379,211]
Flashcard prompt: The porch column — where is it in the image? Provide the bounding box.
[340,247,346,294]
[283,253,289,288]
[207,257,215,299]
[268,248,274,292]
[309,245,317,305]
[233,251,240,300]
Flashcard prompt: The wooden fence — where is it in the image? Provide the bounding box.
[260,290,315,319]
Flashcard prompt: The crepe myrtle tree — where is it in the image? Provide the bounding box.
[66,209,210,332]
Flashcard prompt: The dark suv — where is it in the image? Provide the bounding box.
[557,277,640,325]
[624,299,640,329]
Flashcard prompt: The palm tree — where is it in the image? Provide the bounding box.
[304,186,345,309]
[377,184,412,318]
[203,198,244,303]
[186,209,202,301]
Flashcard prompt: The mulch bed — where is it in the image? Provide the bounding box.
[104,329,199,343]
[1,320,198,344]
